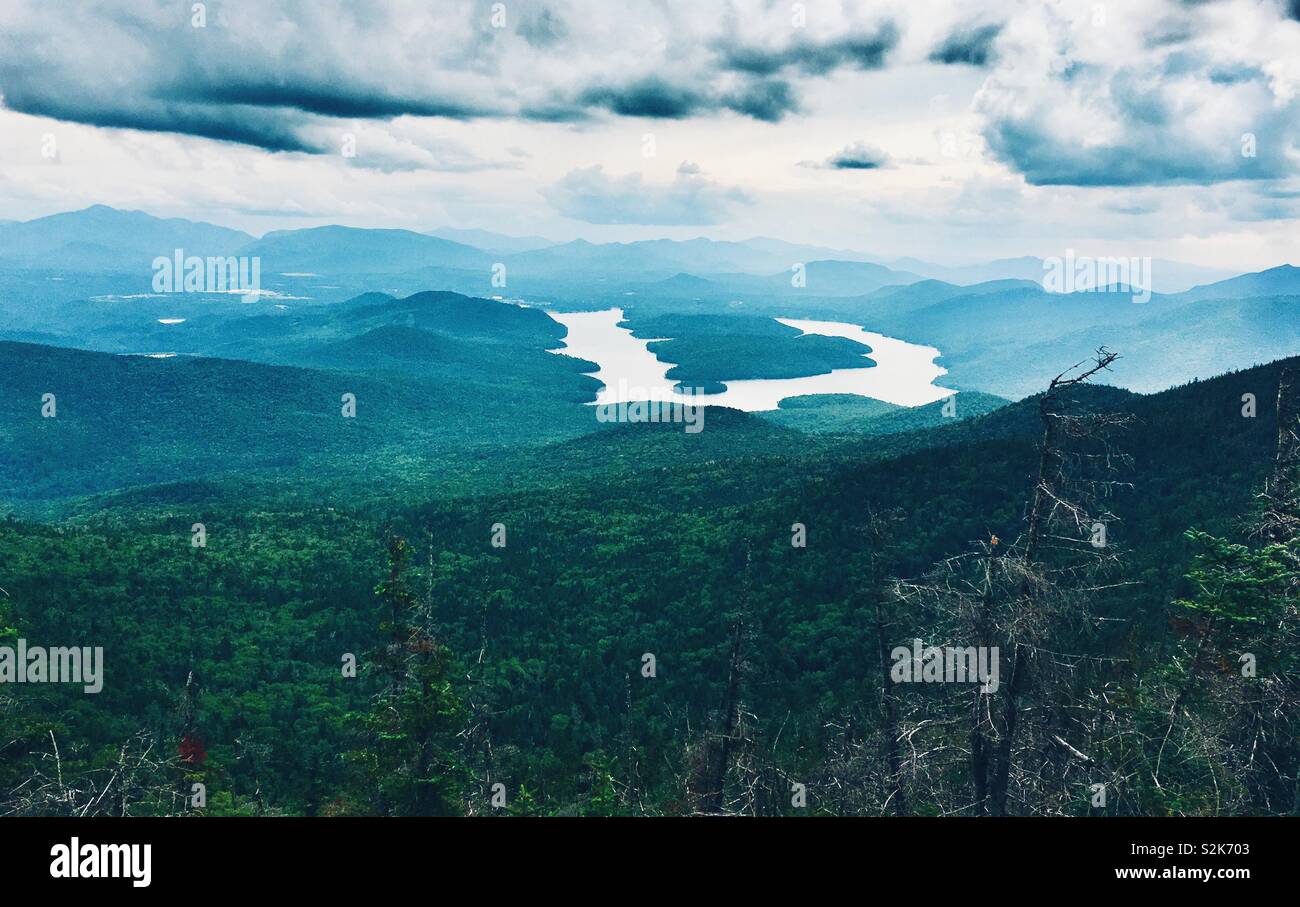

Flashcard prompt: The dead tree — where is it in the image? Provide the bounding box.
[1,731,184,817]
[893,349,1132,816]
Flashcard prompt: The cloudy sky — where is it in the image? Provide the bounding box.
[2,0,1299,267]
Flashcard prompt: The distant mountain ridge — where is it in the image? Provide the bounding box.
[503,236,886,278]
[889,254,1241,294]
[426,227,555,255]
[0,205,254,270]
[1,205,1294,406]
[1181,264,1300,300]
[239,226,491,274]
[0,206,1256,297]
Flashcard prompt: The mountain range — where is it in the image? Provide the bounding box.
[0,206,1246,292]
[1,205,1296,407]
[2,205,1297,822]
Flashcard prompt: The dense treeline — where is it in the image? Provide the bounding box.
[0,357,1296,815]
[627,313,877,393]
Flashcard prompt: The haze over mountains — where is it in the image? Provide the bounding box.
[1,205,1295,407]
[0,205,1242,291]
[0,205,252,271]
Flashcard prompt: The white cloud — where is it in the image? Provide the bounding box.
[0,0,1296,267]
[541,164,752,225]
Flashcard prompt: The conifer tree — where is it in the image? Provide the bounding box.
[345,535,466,816]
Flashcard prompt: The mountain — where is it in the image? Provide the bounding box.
[943,294,1300,398]
[506,237,900,280]
[427,226,556,255]
[337,290,568,344]
[0,204,1251,291]
[0,205,1254,307]
[864,277,1041,309]
[0,205,254,270]
[888,255,1048,287]
[678,260,923,299]
[0,314,600,502]
[238,226,491,274]
[646,272,719,295]
[838,282,1172,371]
[736,236,878,264]
[816,266,1299,398]
[1181,264,1300,300]
[892,255,1240,294]
[776,259,922,295]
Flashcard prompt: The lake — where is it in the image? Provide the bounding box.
[547,308,955,412]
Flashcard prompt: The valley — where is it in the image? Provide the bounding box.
[1,205,1297,820]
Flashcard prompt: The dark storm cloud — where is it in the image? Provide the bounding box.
[717,24,899,76]
[982,117,1288,187]
[578,79,710,119]
[168,80,491,121]
[517,100,594,123]
[0,4,501,153]
[723,79,800,122]
[0,0,843,150]
[5,0,1294,195]
[928,24,1002,66]
[0,79,319,152]
[800,142,890,171]
[578,76,800,122]
[829,150,887,170]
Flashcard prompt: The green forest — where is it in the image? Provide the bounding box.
[3,0,1300,836]
[2,341,1296,816]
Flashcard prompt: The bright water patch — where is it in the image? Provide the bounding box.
[547,308,954,412]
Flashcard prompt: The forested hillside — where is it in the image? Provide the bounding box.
[3,353,1295,816]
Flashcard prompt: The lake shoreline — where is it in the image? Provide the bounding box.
[547,308,956,412]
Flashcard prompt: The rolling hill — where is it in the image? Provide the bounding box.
[0,205,254,271]
[237,226,492,274]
